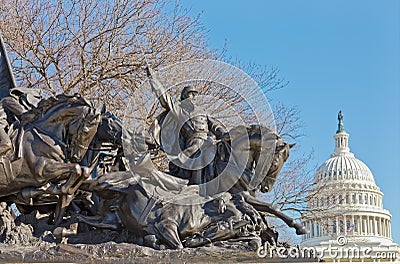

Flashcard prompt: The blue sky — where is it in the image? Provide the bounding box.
[179,0,400,243]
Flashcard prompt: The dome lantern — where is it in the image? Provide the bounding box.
[332,111,352,157]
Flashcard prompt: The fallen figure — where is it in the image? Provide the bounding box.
[78,156,306,249]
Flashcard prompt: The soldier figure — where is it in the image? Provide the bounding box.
[147,67,228,184]
[0,87,41,155]
[0,103,11,155]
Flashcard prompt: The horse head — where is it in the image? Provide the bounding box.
[96,105,123,147]
[222,124,294,194]
[79,106,125,174]
[68,106,101,163]
[258,138,295,193]
[32,94,101,163]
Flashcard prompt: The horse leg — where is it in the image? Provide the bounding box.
[154,219,183,249]
[33,159,79,183]
[36,161,90,225]
[60,166,91,195]
[37,161,90,194]
[242,192,308,235]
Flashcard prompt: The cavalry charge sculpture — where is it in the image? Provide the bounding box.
[0,37,307,250]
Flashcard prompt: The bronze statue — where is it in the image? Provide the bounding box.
[337,110,344,133]
[0,94,99,193]
[0,86,307,251]
[67,67,306,249]
[0,35,308,251]
[0,88,41,154]
[3,102,128,225]
[0,90,307,250]
[147,67,228,185]
[0,94,102,223]
[78,122,306,249]
[211,125,295,195]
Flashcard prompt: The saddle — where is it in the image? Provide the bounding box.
[0,123,25,188]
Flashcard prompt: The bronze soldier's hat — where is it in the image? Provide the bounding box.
[180,86,198,101]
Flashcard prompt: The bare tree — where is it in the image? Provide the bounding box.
[0,0,318,237]
[0,0,215,113]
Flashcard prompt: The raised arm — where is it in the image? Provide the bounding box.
[146,66,176,112]
[207,116,228,140]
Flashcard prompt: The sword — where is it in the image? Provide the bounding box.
[0,34,16,99]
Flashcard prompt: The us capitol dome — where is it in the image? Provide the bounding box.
[300,111,399,262]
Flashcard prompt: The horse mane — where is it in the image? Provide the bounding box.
[228,124,278,143]
[246,124,276,137]
[22,93,92,124]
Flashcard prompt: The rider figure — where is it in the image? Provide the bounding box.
[147,67,229,184]
[0,87,41,155]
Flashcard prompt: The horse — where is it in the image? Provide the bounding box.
[156,124,293,197]
[78,124,307,249]
[0,94,101,218]
[202,124,292,195]
[81,107,124,176]
[211,125,307,237]
[5,104,126,220]
[74,108,125,216]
